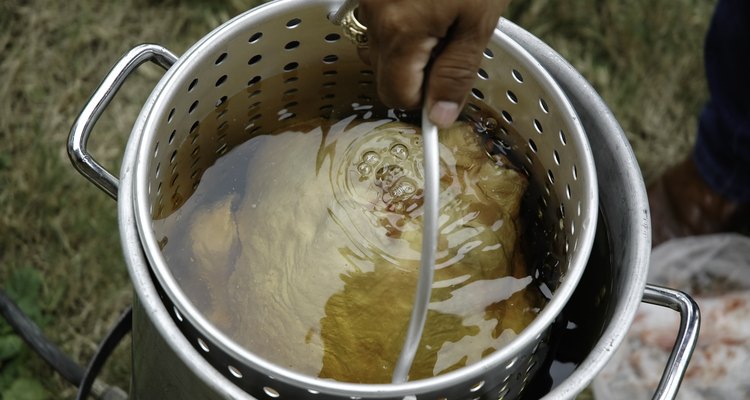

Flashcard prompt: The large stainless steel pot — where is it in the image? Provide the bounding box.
[67,2,699,399]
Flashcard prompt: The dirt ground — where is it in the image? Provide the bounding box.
[0,0,716,398]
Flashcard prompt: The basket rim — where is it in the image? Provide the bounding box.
[129,0,598,396]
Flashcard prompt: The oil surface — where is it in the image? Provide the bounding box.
[156,113,548,383]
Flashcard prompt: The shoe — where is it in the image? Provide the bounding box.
[647,157,748,248]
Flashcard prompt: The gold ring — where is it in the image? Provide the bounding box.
[340,8,368,48]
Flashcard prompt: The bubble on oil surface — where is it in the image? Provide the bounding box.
[337,122,429,222]
[357,162,372,176]
[362,151,381,165]
[390,143,409,160]
[390,180,416,198]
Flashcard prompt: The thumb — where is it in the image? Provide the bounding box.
[426,16,497,128]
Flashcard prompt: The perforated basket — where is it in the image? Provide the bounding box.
[74,0,598,398]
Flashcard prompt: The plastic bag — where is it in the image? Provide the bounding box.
[592,234,750,399]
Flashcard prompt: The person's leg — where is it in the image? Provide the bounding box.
[649,0,750,247]
[694,0,750,202]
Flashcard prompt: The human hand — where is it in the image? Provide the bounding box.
[357,0,510,128]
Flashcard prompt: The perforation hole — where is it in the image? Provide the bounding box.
[188,79,198,92]
[190,121,199,135]
[250,89,262,98]
[170,150,177,165]
[477,68,489,80]
[197,338,209,352]
[168,130,176,144]
[498,385,511,399]
[248,54,262,65]
[566,184,572,199]
[247,75,261,87]
[216,143,228,155]
[506,90,518,104]
[323,70,337,76]
[216,108,228,120]
[322,54,339,64]
[284,88,298,96]
[572,164,578,180]
[188,100,199,114]
[512,69,524,83]
[528,139,538,153]
[248,32,263,43]
[283,62,299,72]
[173,306,183,322]
[284,101,299,108]
[167,108,175,123]
[501,110,513,123]
[279,112,296,121]
[470,380,485,392]
[228,365,243,379]
[559,130,567,145]
[533,119,543,133]
[467,103,480,113]
[284,76,299,84]
[538,194,547,209]
[526,359,537,374]
[539,98,550,113]
[547,169,555,184]
[264,387,280,398]
[471,88,484,100]
[553,150,560,165]
[483,48,494,59]
[284,40,300,50]
[286,18,302,28]
[215,52,227,65]
[215,75,227,87]
[217,121,228,133]
[325,33,340,42]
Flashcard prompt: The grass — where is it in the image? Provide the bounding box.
[0,0,715,399]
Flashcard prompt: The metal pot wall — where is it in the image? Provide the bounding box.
[68,3,699,399]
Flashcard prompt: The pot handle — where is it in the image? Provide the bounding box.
[68,44,178,200]
[642,284,701,400]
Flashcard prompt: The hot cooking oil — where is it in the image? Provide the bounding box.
[153,104,558,383]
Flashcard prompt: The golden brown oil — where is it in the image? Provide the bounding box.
[156,108,550,383]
